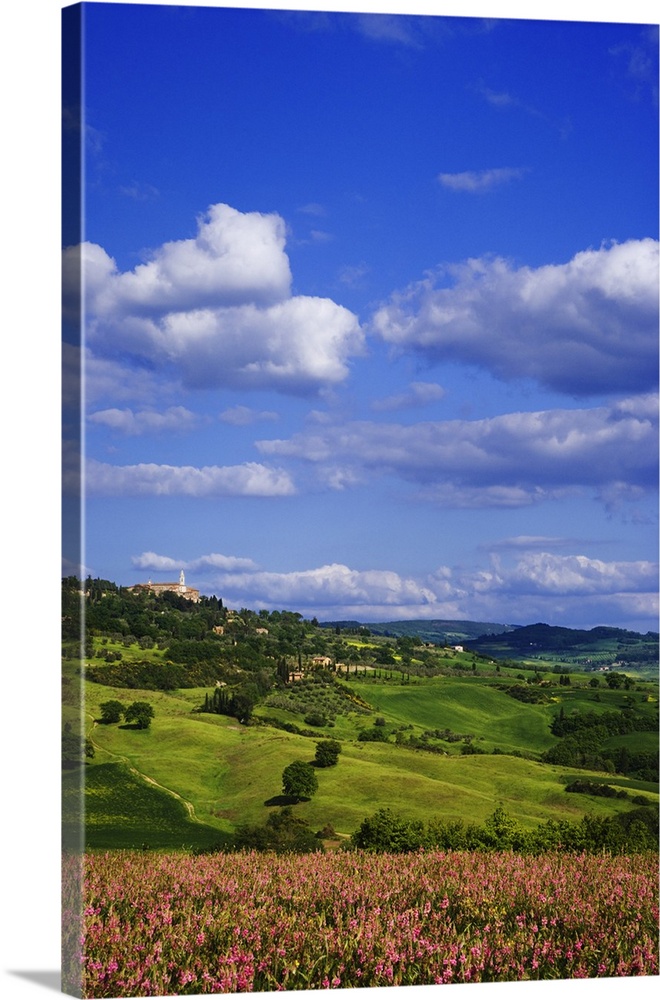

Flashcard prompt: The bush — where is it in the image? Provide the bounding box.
[230,808,323,854]
[304,712,328,727]
[351,808,425,853]
[314,739,341,768]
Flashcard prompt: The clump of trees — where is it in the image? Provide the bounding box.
[195,808,323,855]
[98,699,154,729]
[200,683,261,723]
[543,706,659,780]
[351,804,659,855]
[565,779,629,799]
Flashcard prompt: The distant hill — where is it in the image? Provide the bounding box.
[319,619,518,645]
[466,622,659,670]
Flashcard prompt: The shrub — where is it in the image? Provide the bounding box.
[314,739,341,768]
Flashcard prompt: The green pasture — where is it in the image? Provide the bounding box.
[63,762,222,850]
[90,636,167,663]
[348,677,559,753]
[75,667,658,850]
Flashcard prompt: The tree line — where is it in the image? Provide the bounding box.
[350,804,658,855]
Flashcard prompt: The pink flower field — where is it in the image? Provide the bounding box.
[73,849,658,997]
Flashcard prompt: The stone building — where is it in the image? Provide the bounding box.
[128,570,200,603]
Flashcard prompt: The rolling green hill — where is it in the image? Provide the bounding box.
[466,622,659,673]
[321,618,517,644]
[62,577,659,850]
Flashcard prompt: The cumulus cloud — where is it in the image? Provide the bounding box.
[85,459,295,497]
[155,296,362,392]
[371,380,446,412]
[371,239,659,396]
[200,562,440,618]
[88,406,199,435]
[256,395,657,507]
[90,203,291,314]
[82,350,177,407]
[65,203,364,396]
[132,551,258,572]
[437,167,527,192]
[503,551,658,597]
[146,548,657,628]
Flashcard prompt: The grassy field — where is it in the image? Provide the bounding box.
[67,642,658,850]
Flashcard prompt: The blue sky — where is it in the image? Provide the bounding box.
[63,0,659,630]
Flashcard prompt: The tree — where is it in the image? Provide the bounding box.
[282,760,318,800]
[99,699,124,724]
[351,808,425,852]
[482,807,524,849]
[124,701,154,729]
[314,739,341,768]
[231,684,258,722]
[233,807,322,854]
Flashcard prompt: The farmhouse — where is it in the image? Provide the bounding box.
[128,570,200,603]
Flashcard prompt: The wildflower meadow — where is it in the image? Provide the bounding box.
[73,848,658,997]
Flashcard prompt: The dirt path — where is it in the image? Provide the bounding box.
[88,718,200,822]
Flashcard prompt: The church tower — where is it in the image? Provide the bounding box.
[179,569,186,592]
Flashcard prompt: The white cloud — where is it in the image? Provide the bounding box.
[257,395,658,507]
[297,202,326,217]
[610,26,659,104]
[132,551,258,573]
[156,296,363,392]
[85,459,296,498]
[371,380,446,412]
[66,203,364,397]
[414,484,567,509]
[211,562,438,616]
[371,239,659,395]
[218,405,279,426]
[487,535,580,551]
[91,203,292,314]
[88,406,199,435]
[479,87,516,108]
[504,551,658,596]
[338,262,370,287]
[437,167,527,192]
[310,229,333,243]
[355,14,424,48]
[118,180,160,201]
[158,549,657,629]
[82,350,177,407]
